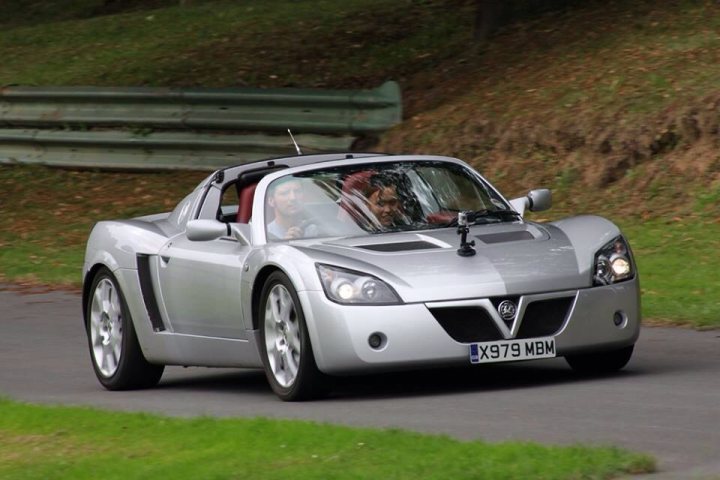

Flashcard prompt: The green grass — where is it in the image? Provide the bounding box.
[0,0,473,88]
[0,243,83,287]
[0,165,205,287]
[469,1,720,122]
[0,398,653,480]
[621,219,720,328]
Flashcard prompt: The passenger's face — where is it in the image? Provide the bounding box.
[368,186,401,226]
[269,180,304,219]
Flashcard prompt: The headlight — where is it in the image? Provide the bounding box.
[593,236,635,286]
[316,264,401,305]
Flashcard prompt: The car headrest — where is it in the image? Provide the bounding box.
[342,170,375,198]
[236,183,257,223]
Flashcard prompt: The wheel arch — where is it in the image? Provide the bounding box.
[549,215,622,260]
[83,219,171,327]
[251,265,284,330]
[82,263,109,326]
[248,247,321,331]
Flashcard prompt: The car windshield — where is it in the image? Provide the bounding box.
[264,161,512,241]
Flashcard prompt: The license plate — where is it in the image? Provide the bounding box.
[469,337,556,364]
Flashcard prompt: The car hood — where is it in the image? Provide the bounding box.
[301,221,590,303]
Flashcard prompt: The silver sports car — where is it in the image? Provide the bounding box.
[83,153,640,401]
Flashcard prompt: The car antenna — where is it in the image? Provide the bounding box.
[287,129,303,155]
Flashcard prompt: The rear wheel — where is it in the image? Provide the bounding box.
[86,267,164,390]
[259,271,326,401]
[565,345,634,373]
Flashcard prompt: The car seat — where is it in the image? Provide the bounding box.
[236,183,257,223]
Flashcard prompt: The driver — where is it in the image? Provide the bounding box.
[266,177,317,240]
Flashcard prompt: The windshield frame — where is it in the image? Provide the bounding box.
[252,155,514,245]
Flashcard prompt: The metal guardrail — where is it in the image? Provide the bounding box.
[0,81,401,170]
[0,82,401,133]
[0,129,356,171]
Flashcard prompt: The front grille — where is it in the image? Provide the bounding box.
[429,307,503,343]
[516,297,573,339]
[490,296,520,329]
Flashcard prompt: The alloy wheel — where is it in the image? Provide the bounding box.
[89,278,123,377]
[263,284,302,387]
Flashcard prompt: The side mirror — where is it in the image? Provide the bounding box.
[509,189,552,216]
[186,219,253,244]
[186,219,229,241]
[528,189,551,212]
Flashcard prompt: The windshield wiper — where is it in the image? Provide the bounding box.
[476,209,522,222]
[441,209,521,227]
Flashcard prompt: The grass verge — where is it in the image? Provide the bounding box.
[0,398,653,480]
[620,219,720,329]
[0,165,205,288]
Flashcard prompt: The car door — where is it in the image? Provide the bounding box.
[154,232,250,339]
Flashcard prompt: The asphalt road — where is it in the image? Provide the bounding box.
[1,286,718,478]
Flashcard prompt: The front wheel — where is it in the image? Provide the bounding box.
[259,271,326,401]
[565,345,634,374]
[86,267,164,390]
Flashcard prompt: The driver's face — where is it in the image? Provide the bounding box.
[270,180,304,219]
[368,186,401,226]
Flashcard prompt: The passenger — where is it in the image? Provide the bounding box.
[339,170,413,231]
[366,173,406,228]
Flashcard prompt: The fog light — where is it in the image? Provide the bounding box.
[368,332,384,349]
[613,311,625,327]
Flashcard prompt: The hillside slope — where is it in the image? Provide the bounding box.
[380,0,720,218]
[1,0,719,217]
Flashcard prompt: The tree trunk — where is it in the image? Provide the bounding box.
[474,0,504,42]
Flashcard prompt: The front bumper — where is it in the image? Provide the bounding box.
[300,278,640,374]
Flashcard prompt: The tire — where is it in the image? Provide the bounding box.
[565,345,634,374]
[85,267,164,390]
[259,271,327,401]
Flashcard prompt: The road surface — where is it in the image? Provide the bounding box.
[1,286,718,478]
